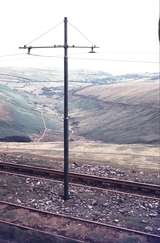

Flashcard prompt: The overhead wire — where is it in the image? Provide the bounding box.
[0,51,158,64]
[0,21,62,61]
[68,56,159,64]
[3,19,156,64]
[0,53,24,58]
[30,53,63,59]
[0,53,31,63]
[26,53,159,64]
[0,51,157,64]
[0,19,158,65]
[25,21,63,46]
[68,21,94,45]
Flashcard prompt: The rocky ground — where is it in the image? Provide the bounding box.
[0,152,159,184]
[0,172,159,235]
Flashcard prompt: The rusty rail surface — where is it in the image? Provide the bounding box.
[0,162,159,197]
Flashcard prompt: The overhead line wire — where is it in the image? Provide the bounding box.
[26,53,159,64]
[25,21,63,46]
[30,53,62,59]
[68,56,159,64]
[0,53,24,58]
[0,52,157,64]
[68,21,94,45]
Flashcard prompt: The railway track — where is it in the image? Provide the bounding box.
[0,220,82,243]
[0,162,159,197]
[0,200,159,243]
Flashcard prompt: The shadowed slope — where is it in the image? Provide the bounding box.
[73,79,159,144]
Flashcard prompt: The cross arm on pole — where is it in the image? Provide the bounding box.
[19,44,99,54]
[19,45,64,54]
[69,45,99,53]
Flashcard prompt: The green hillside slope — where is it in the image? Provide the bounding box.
[0,84,61,138]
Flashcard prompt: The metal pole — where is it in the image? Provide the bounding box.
[64,17,69,200]
[19,18,99,201]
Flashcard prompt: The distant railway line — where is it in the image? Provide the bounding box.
[0,162,159,198]
[0,200,159,243]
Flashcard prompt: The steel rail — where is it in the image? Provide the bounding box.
[0,219,84,243]
[0,162,159,197]
[0,200,159,241]
[0,170,159,201]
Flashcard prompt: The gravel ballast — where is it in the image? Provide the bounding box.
[0,172,159,235]
[0,152,159,185]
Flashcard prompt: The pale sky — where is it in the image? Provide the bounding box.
[0,0,159,74]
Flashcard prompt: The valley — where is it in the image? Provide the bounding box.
[0,67,159,144]
[0,67,159,241]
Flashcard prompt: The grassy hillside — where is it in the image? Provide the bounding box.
[0,84,61,138]
[70,79,159,144]
[77,79,158,107]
